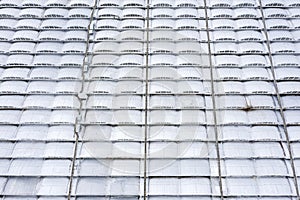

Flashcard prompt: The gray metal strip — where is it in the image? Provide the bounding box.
[203,0,224,199]
[143,0,151,199]
[67,0,99,199]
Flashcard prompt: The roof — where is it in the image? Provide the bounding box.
[0,0,299,199]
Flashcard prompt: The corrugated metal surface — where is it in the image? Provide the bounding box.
[0,0,299,199]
